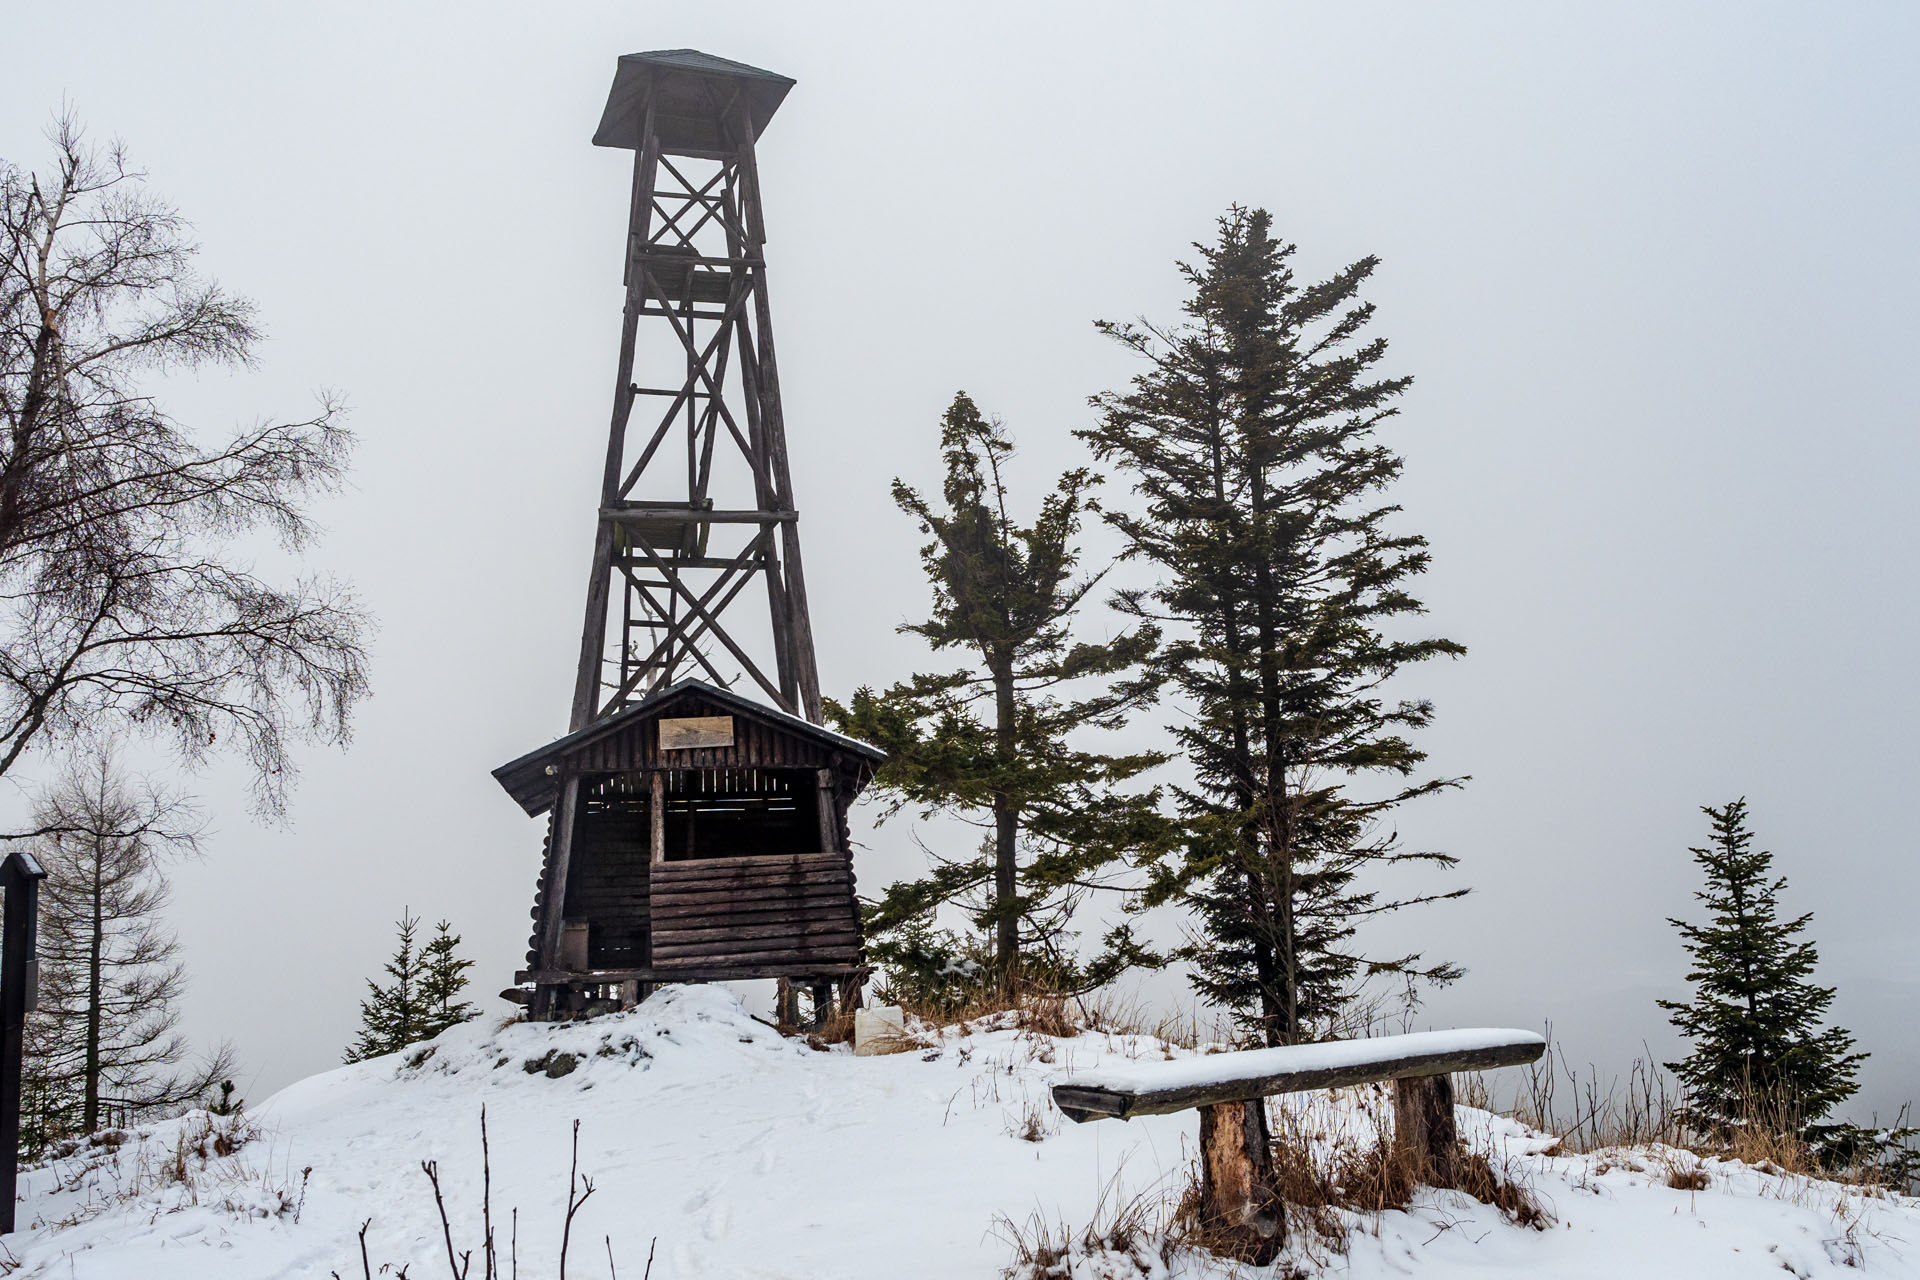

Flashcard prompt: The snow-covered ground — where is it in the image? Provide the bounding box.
[5,985,1915,1278]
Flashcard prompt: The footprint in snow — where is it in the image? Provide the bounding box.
[704,1196,731,1241]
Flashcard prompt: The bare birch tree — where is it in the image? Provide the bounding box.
[0,112,369,818]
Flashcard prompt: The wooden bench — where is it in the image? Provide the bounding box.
[1051,1028,1545,1243]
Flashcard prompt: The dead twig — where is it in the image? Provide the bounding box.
[559,1119,595,1280]
[481,1107,496,1280]
[421,1159,471,1279]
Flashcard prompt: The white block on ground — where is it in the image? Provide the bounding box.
[853,1004,910,1056]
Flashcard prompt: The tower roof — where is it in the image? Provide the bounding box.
[592,49,796,153]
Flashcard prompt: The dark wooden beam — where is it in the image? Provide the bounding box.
[570,101,659,734]
[733,112,822,722]
[0,850,45,1234]
[601,507,796,525]
[531,775,583,1020]
[519,964,868,985]
[632,539,793,711]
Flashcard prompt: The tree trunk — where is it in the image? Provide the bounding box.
[84,842,103,1132]
[1244,465,1298,1047]
[1393,1074,1459,1187]
[1198,1098,1283,1248]
[991,655,1019,972]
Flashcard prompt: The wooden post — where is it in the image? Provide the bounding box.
[814,768,836,852]
[650,771,666,865]
[1197,1099,1282,1245]
[733,110,822,722]
[571,101,658,731]
[809,981,832,1030]
[774,978,800,1027]
[1393,1073,1460,1187]
[0,850,46,1234]
[532,775,582,1021]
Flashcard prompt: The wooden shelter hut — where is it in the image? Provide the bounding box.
[497,680,884,1015]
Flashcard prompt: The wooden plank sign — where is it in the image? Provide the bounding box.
[658,715,734,750]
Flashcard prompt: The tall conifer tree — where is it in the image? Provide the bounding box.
[1659,799,1864,1147]
[22,748,234,1146]
[1081,208,1465,1045]
[829,393,1169,986]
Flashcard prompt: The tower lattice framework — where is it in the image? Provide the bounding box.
[570,49,820,733]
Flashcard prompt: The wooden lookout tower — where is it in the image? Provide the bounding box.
[498,51,881,1019]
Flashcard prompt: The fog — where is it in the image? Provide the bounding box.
[3,3,1916,1120]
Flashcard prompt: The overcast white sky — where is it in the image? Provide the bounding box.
[3,3,1916,1119]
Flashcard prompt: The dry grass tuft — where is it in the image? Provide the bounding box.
[813,1008,857,1045]
[997,1170,1189,1279]
[1453,1150,1552,1227]
[1265,1100,1545,1233]
[1722,1116,1816,1176]
[1005,1097,1055,1145]
[878,968,1088,1039]
[1150,1099,1550,1270]
[1014,993,1079,1040]
[1664,1163,1711,1191]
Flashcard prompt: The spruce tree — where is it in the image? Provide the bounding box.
[1081,208,1466,1045]
[827,393,1170,987]
[1659,799,1865,1148]
[417,920,476,1039]
[345,911,425,1062]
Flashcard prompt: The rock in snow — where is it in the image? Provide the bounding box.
[5,984,1917,1278]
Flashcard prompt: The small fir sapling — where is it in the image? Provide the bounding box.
[420,919,478,1035]
[346,912,476,1062]
[1658,799,1867,1160]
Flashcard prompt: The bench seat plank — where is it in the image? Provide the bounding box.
[1052,1027,1545,1122]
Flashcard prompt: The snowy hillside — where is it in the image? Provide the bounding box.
[7,985,1917,1278]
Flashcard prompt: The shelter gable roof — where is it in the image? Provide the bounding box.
[492,680,884,817]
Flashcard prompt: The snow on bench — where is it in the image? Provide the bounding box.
[1052,1026,1546,1247]
[1053,1027,1546,1121]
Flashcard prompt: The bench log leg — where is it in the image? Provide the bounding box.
[1198,1100,1283,1244]
[1393,1074,1459,1187]
[775,978,801,1028]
